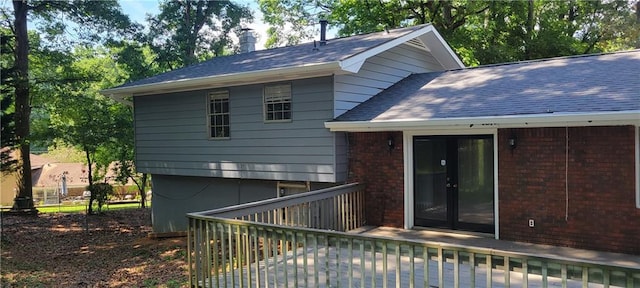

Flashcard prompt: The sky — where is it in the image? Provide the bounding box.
[117,0,274,50]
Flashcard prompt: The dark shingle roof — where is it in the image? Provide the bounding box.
[116,25,430,89]
[335,50,640,122]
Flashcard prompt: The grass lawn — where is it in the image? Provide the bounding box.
[37,202,146,213]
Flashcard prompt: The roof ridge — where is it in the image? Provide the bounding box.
[450,48,640,72]
[324,23,432,42]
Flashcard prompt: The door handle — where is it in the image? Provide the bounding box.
[446,183,451,188]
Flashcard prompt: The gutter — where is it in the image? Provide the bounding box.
[100,62,343,103]
[325,111,640,132]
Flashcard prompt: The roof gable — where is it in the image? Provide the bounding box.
[102,24,462,102]
[328,50,640,131]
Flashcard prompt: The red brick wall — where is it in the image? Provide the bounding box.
[348,132,405,227]
[498,126,639,254]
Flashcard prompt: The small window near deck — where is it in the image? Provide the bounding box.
[264,84,291,122]
[209,90,229,138]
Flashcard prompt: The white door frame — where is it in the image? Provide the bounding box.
[403,128,500,239]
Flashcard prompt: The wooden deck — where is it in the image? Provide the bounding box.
[188,184,640,288]
[211,243,629,288]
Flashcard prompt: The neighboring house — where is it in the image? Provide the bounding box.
[102,24,463,233]
[103,22,640,254]
[1,153,51,206]
[325,50,640,254]
[1,152,135,206]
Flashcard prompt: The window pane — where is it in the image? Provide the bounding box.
[209,90,230,138]
[264,84,291,121]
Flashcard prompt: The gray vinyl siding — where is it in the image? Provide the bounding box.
[334,132,348,182]
[134,76,343,182]
[150,175,277,233]
[333,44,443,117]
[150,175,344,233]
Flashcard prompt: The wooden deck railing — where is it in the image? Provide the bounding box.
[187,183,640,287]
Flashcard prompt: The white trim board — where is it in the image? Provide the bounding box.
[326,111,640,132]
[636,125,640,209]
[403,128,499,239]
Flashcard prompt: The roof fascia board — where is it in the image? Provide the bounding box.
[100,62,341,98]
[339,25,464,72]
[325,111,640,132]
[339,59,366,73]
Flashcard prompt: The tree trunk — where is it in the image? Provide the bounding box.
[11,0,35,212]
[85,147,94,214]
[524,0,535,60]
[139,173,147,208]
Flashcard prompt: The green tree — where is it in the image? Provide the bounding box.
[146,0,252,70]
[97,42,157,207]
[259,0,322,48]
[259,0,639,65]
[1,0,135,211]
[1,31,16,173]
[107,41,160,82]
[42,46,128,214]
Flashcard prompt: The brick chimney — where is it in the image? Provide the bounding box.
[239,28,255,53]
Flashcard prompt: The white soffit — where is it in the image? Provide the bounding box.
[339,25,464,72]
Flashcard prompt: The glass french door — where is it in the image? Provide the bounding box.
[413,135,494,233]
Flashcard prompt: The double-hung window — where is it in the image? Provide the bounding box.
[264,84,291,122]
[208,90,230,138]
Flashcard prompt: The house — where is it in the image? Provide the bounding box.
[102,23,463,234]
[325,50,640,254]
[103,22,640,254]
[1,151,137,206]
[1,153,51,206]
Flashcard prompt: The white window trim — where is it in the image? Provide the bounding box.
[636,125,640,208]
[208,90,230,139]
[263,83,292,123]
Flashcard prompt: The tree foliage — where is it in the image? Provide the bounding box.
[86,183,114,214]
[259,0,640,65]
[38,46,128,214]
[0,0,135,210]
[146,0,252,70]
[1,30,16,173]
[259,0,322,48]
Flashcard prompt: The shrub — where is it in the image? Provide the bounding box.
[87,183,114,213]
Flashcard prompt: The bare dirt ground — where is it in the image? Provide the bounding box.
[0,209,188,287]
